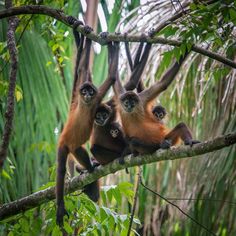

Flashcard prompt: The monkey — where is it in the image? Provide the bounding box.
[90,100,128,165]
[90,35,152,165]
[113,45,200,161]
[125,39,167,123]
[55,18,118,226]
[152,105,167,123]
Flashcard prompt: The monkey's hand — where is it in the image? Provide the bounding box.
[56,203,69,227]
[160,139,172,149]
[184,139,201,147]
[67,16,83,27]
[99,31,109,39]
[83,25,93,34]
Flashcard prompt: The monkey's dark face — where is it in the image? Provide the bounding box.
[80,84,97,104]
[94,108,110,126]
[120,94,139,113]
[110,129,119,138]
[152,106,166,121]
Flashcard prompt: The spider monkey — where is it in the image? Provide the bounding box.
[113,46,200,160]
[124,39,167,122]
[90,34,152,165]
[152,105,167,123]
[56,18,118,226]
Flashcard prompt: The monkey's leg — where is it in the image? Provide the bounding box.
[73,146,100,202]
[162,122,200,148]
[128,137,160,155]
[56,145,69,226]
[91,144,122,165]
[73,146,94,172]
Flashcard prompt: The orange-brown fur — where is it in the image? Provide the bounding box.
[58,100,96,152]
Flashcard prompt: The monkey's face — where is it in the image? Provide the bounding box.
[80,84,97,104]
[94,108,110,126]
[110,129,119,138]
[152,106,167,121]
[120,93,139,113]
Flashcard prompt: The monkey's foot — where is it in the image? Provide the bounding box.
[160,139,172,149]
[184,139,201,147]
[56,205,69,227]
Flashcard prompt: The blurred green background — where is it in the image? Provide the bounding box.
[0,0,235,235]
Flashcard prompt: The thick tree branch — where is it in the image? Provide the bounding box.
[0,5,236,68]
[0,132,235,221]
[0,2,19,168]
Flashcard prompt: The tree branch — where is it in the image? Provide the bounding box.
[0,5,236,68]
[0,1,19,168]
[0,132,235,221]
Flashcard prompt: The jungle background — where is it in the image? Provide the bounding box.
[0,0,236,235]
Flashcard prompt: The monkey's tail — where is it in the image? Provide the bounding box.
[83,179,100,202]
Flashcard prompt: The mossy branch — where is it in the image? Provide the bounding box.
[0,5,236,68]
[0,132,235,221]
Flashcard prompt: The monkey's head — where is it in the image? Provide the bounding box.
[120,92,139,113]
[79,82,97,104]
[110,128,119,138]
[94,105,111,126]
[152,105,167,121]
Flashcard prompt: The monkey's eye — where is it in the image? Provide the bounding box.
[96,113,101,119]
[124,100,129,106]
[131,100,135,106]
[89,88,94,95]
[159,113,163,119]
[81,88,87,94]
[114,129,119,134]
[103,112,108,119]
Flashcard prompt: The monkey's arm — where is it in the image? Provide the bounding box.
[125,42,152,91]
[140,52,188,104]
[125,41,135,71]
[97,42,119,100]
[71,23,85,103]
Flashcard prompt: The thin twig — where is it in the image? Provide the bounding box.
[165,197,236,205]
[127,167,142,236]
[140,181,217,236]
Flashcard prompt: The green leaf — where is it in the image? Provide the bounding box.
[64,221,73,234]
[52,225,62,236]
[52,43,59,52]
[37,182,55,191]
[229,9,236,20]
[1,169,11,179]
[15,90,23,102]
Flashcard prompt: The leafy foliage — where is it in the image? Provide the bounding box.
[0,0,236,235]
[1,183,139,236]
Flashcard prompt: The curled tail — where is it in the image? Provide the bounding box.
[83,179,100,202]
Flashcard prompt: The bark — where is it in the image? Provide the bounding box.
[0,5,235,68]
[0,132,235,220]
[0,1,19,168]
